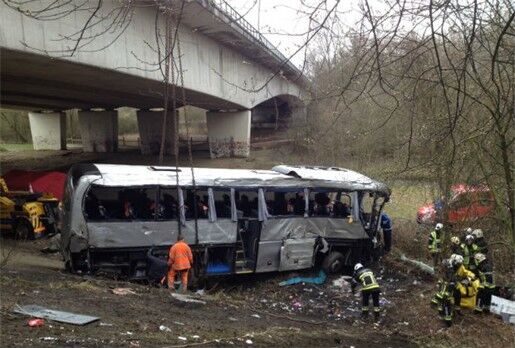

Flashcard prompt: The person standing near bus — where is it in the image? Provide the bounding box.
[351,263,381,318]
[380,212,392,253]
[428,223,444,267]
[167,235,193,293]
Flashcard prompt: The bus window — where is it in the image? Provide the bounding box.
[308,190,335,217]
[235,190,258,218]
[184,188,209,220]
[333,193,352,218]
[213,189,232,218]
[158,187,178,219]
[264,190,306,216]
[84,186,157,221]
[360,192,374,223]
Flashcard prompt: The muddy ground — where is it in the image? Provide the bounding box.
[1,148,513,347]
[1,239,513,347]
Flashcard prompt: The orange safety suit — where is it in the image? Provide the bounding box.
[167,240,193,290]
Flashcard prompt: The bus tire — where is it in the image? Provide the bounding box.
[14,219,34,241]
[322,251,345,274]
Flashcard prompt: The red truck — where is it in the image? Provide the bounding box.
[417,184,494,225]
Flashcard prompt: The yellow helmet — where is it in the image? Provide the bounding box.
[450,236,460,245]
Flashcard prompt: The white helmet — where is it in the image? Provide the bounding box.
[474,253,486,263]
[450,254,464,266]
[472,229,484,239]
[450,236,460,245]
[464,227,472,234]
[354,263,364,272]
[435,223,443,230]
[465,234,475,244]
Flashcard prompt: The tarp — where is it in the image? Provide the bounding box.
[3,170,66,200]
[279,270,327,286]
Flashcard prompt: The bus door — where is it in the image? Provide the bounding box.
[279,237,317,271]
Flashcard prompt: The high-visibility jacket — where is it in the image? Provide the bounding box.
[460,243,479,267]
[352,268,380,291]
[168,241,193,271]
[475,260,495,289]
[428,230,442,253]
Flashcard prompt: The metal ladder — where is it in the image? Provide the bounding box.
[235,228,252,274]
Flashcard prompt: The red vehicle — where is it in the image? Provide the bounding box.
[417,184,494,225]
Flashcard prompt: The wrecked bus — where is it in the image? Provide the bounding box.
[60,164,390,280]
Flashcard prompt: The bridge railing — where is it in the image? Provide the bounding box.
[202,0,300,75]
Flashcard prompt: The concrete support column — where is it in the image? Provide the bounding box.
[28,112,66,150]
[136,110,177,155]
[78,111,118,152]
[206,110,251,158]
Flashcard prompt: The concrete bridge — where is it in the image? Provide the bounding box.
[0,0,307,157]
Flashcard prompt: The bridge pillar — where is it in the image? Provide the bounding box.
[206,110,251,158]
[78,111,118,152]
[28,112,66,150]
[136,110,177,155]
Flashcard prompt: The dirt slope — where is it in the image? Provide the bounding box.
[1,241,513,347]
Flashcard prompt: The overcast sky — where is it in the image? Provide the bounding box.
[228,0,364,67]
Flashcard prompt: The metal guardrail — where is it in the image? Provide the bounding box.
[201,0,302,77]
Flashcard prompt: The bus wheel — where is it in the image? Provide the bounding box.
[322,251,345,274]
[14,219,34,241]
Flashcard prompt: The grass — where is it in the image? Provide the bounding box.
[384,181,436,220]
[0,143,33,152]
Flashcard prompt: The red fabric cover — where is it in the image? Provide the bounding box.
[3,170,66,200]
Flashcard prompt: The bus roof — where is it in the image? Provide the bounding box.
[78,164,390,195]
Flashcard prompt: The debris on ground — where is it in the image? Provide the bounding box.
[159,325,172,332]
[111,288,137,296]
[39,234,61,254]
[332,276,352,290]
[399,254,435,275]
[27,318,44,327]
[14,305,100,325]
[490,295,515,324]
[279,270,327,286]
[40,337,58,341]
[170,293,206,305]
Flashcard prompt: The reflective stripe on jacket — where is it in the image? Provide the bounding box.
[168,241,193,271]
[428,230,441,253]
[357,269,380,291]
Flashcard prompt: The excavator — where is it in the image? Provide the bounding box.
[0,177,59,240]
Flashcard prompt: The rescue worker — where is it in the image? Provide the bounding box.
[428,223,444,267]
[431,258,457,326]
[450,236,461,255]
[462,227,473,240]
[473,253,495,313]
[380,212,393,254]
[460,234,479,271]
[351,263,381,318]
[472,229,488,254]
[167,235,193,293]
[449,254,476,312]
